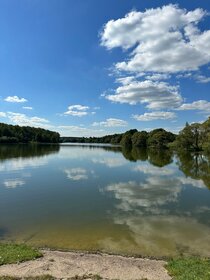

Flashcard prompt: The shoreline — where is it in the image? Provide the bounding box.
[0,244,209,279]
[0,248,171,280]
[38,246,171,261]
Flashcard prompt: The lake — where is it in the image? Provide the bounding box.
[0,144,210,257]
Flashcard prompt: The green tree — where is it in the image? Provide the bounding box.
[201,117,210,152]
[175,122,204,151]
[131,131,148,147]
[120,129,137,146]
[147,129,176,148]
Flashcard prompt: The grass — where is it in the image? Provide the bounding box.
[0,243,42,266]
[166,257,210,280]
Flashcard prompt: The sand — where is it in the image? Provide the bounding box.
[0,249,171,280]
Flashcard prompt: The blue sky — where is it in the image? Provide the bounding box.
[0,0,210,136]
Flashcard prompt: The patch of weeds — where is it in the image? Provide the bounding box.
[91,275,102,280]
[25,275,55,280]
[166,257,210,280]
[0,243,42,265]
[68,275,102,280]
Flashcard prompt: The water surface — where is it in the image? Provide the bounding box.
[0,144,210,257]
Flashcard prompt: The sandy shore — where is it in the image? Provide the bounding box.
[0,249,171,280]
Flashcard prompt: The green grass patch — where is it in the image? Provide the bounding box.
[25,276,55,280]
[0,243,42,265]
[166,257,210,280]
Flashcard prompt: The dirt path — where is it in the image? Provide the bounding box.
[0,250,171,280]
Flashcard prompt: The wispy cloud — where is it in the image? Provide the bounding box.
[22,106,33,110]
[177,100,210,113]
[5,112,51,128]
[195,75,210,83]
[0,112,7,117]
[3,179,25,189]
[133,111,177,121]
[92,157,126,168]
[58,125,105,137]
[145,73,171,81]
[92,118,127,127]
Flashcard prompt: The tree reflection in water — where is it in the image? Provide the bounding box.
[0,144,60,161]
[121,146,210,189]
[176,151,210,189]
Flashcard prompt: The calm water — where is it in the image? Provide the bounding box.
[0,144,210,257]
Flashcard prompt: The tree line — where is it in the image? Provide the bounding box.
[61,117,210,152]
[61,128,176,149]
[1,116,209,151]
[0,123,60,143]
[61,128,175,148]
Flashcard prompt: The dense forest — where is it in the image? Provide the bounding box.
[0,123,60,143]
[61,117,210,152]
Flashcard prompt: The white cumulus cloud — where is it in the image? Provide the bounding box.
[100,5,210,119]
[101,5,210,73]
[4,96,27,103]
[64,105,91,117]
[104,80,182,110]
